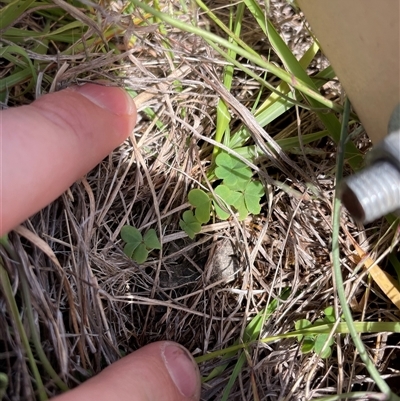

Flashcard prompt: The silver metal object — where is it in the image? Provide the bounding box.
[340,104,400,223]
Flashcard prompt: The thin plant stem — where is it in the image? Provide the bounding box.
[0,261,48,401]
[195,321,400,363]
[331,98,399,400]
[129,0,344,114]
[1,239,69,394]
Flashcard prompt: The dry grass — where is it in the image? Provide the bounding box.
[1,1,400,400]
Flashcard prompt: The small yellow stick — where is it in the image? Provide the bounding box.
[344,228,400,311]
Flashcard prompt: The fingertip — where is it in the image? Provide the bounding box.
[161,341,201,399]
[52,341,201,401]
[66,84,137,140]
[69,84,137,118]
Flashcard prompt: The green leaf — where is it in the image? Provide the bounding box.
[323,316,336,324]
[0,45,37,93]
[188,189,211,224]
[213,185,231,220]
[214,184,232,199]
[179,210,202,239]
[215,153,252,188]
[319,346,332,359]
[188,188,210,206]
[121,226,143,259]
[143,229,161,250]
[132,243,149,264]
[121,225,142,244]
[216,184,241,205]
[243,181,264,215]
[0,0,36,31]
[294,318,312,330]
[213,204,230,220]
[232,193,247,220]
[123,242,140,259]
[214,185,247,220]
[324,306,335,318]
[295,319,312,341]
[301,338,315,354]
[314,334,334,358]
[324,314,336,324]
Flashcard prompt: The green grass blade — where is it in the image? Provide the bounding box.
[214,3,246,159]
[1,240,69,393]
[196,321,400,364]
[228,43,320,150]
[331,99,398,400]
[233,130,329,160]
[0,0,36,30]
[0,373,8,399]
[221,352,247,401]
[131,0,363,177]
[239,2,361,168]
[265,17,362,168]
[195,0,258,58]
[312,65,336,87]
[203,289,290,388]
[20,270,69,392]
[2,21,88,44]
[129,0,346,114]
[243,0,265,31]
[0,263,47,400]
[0,68,33,93]
[0,45,38,93]
[219,288,291,400]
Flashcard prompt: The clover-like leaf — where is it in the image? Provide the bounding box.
[132,243,149,264]
[121,225,142,244]
[320,346,332,359]
[179,210,202,239]
[213,185,231,220]
[143,229,161,250]
[213,185,243,220]
[215,153,252,188]
[295,319,312,341]
[232,193,247,220]
[123,242,140,259]
[301,338,315,354]
[244,181,264,215]
[188,189,211,224]
[121,226,143,259]
[323,306,336,323]
[314,334,334,358]
[217,184,242,204]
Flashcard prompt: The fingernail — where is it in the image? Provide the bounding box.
[69,84,136,116]
[162,343,200,398]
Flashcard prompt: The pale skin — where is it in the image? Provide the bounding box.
[0,84,201,401]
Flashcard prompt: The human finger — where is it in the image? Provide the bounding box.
[53,341,201,401]
[0,84,137,235]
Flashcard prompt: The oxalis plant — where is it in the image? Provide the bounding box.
[295,306,338,358]
[180,152,265,238]
[120,226,161,264]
